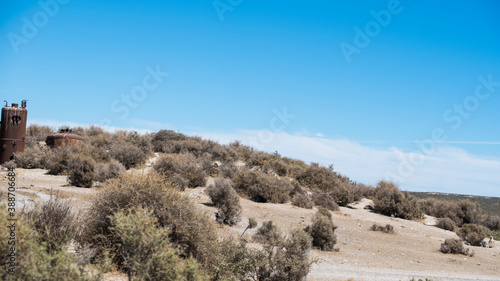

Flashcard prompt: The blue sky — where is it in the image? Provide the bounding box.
[1,0,499,196]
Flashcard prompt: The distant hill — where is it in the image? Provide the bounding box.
[410,192,500,216]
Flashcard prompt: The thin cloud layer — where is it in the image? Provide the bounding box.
[198,130,500,197]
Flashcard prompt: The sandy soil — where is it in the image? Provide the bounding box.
[2,167,499,281]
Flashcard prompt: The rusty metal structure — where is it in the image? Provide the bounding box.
[0,100,28,164]
[46,128,85,148]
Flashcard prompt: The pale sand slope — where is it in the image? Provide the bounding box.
[3,169,499,281]
[188,182,500,281]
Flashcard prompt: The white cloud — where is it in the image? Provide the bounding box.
[197,130,500,197]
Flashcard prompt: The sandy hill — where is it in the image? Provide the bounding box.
[4,163,499,281]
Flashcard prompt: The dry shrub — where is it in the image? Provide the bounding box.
[67,154,95,188]
[458,224,488,246]
[206,178,242,226]
[152,130,236,162]
[296,163,351,191]
[330,183,357,206]
[292,193,313,209]
[47,145,81,175]
[253,228,312,281]
[307,211,337,251]
[373,181,423,220]
[436,217,456,231]
[109,141,147,169]
[25,124,53,148]
[458,200,482,225]
[312,191,339,211]
[246,151,307,178]
[422,198,463,226]
[79,172,219,270]
[440,238,469,255]
[483,215,500,231]
[253,221,280,243]
[94,159,125,183]
[241,218,258,237]
[216,161,239,179]
[151,130,188,152]
[371,223,395,234]
[233,169,292,203]
[153,153,207,190]
[220,227,312,281]
[316,206,332,220]
[23,196,77,252]
[14,145,51,169]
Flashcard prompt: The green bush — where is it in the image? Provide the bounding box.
[79,172,219,271]
[458,224,488,246]
[233,169,292,203]
[206,178,242,226]
[153,153,207,189]
[109,207,207,281]
[0,205,105,281]
[440,238,469,255]
[307,211,337,251]
[436,218,456,231]
[67,154,95,188]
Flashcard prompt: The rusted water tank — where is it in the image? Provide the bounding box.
[0,100,28,164]
[46,128,85,148]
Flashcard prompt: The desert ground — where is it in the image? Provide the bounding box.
[3,165,499,281]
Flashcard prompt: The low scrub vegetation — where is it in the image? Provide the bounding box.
[292,193,314,209]
[371,223,395,234]
[23,196,78,252]
[109,207,206,280]
[153,153,208,190]
[373,181,423,220]
[458,224,488,246]
[206,178,242,226]
[253,221,281,243]
[232,169,292,203]
[306,210,337,251]
[440,238,470,256]
[436,218,456,231]
[0,204,108,281]
[312,191,340,211]
[67,154,95,188]
[94,159,125,183]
